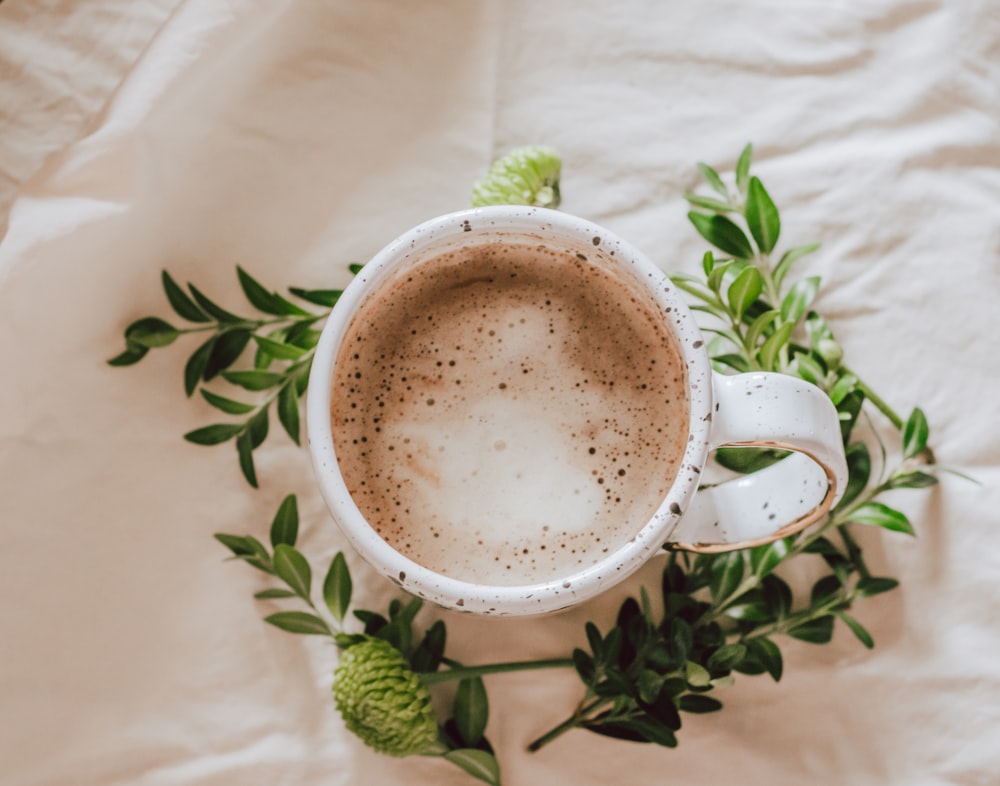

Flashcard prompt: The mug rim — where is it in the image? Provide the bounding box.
[306,206,714,615]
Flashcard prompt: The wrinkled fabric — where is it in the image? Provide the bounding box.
[1,1,998,785]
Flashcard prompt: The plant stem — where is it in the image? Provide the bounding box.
[837,524,871,580]
[843,367,904,429]
[418,657,574,686]
[527,697,607,752]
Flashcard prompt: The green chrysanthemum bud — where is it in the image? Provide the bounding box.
[332,637,440,757]
[471,145,562,209]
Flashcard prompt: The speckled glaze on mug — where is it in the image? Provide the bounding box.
[307,206,847,616]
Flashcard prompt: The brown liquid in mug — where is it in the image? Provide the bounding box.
[330,242,689,585]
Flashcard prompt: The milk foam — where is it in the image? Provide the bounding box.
[330,242,688,585]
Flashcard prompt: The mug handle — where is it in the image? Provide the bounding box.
[668,371,849,552]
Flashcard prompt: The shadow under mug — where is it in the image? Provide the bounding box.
[307,206,848,616]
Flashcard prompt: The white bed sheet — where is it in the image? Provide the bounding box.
[1,2,998,784]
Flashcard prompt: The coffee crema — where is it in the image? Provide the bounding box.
[329,242,688,586]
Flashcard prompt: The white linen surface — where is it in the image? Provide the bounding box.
[1,2,998,785]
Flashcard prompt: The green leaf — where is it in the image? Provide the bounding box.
[585,717,678,747]
[214,532,255,557]
[236,430,257,488]
[830,373,858,406]
[745,637,783,682]
[285,323,322,350]
[679,694,723,714]
[787,615,835,644]
[688,212,755,259]
[348,263,364,275]
[698,162,729,197]
[761,574,792,618]
[271,293,312,317]
[253,335,308,360]
[685,660,712,687]
[270,494,299,547]
[724,602,770,622]
[744,176,780,253]
[903,407,930,459]
[837,389,866,443]
[107,343,149,367]
[184,335,216,396]
[204,329,251,381]
[667,618,693,664]
[854,576,899,598]
[789,352,826,386]
[411,620,447,673]
[758,321,795,371]
[706,259,738,293]
[236,266,283,315]
[780,276,821,324]
[773,243,821,289]
[711,354,752,374]
[238,535,274,573]
[639,586,655,625]
[706,643,747,672]
[277,383,301,445]
[602,626,624,667]
[188,284,242,323]
[836,611,874,649]
[162,270,210,322]
[727,267,763,320]
[745,308,780,350]
[848,502,915,536]
[735,143,753,195]
[811,575,843,605]
[585,622,604,660]
[583,715,677,748]
[289,287,342,308]
[750,537,790,577]
[670,272,719,304]
[125,317,179,349]
[700,251,716,276]
[803,536,842,556]
[264,611,328,636]
[454,677,489,747]
[637,688,682,731]
[709,550,745,602]
[273,544,311,601]
[254,588,296,599]
[443,749,501,786]
[889,471,938,489]
[223,370,285,391]
[323,552,352,623]
[573,648,596,684]
[353,609,387,636]
[837,443,872,502]
[686,193,734,213]
[248,407,269,449]
[293,357,312,396]
[200,388,255,415]
[184,423,243,445]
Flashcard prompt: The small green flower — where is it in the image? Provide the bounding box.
[471,146,562,208]
[332,636,440,757]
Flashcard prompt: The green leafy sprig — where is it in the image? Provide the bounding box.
[108,267,358,486]
[217,495,574,786]
[512,146,945,752]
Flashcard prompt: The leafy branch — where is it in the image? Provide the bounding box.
[108,267,356,486]
[516,145,944,753]
[216,494,565,786]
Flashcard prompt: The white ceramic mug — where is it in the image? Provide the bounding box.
[307,207,848,616]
